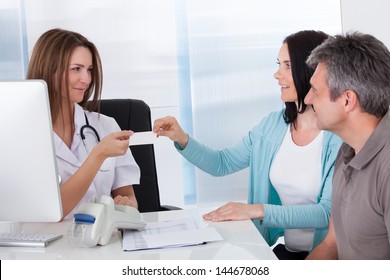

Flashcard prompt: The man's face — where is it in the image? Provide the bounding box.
[305,63,346,133]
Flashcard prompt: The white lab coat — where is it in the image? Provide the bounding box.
[54,104,140,219]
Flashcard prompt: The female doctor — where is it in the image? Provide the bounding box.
[27,28,140,219]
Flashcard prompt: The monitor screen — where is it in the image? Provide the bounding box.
[0,80,63,222]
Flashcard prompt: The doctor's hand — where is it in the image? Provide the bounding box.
[112,186,138,209]
[113,195,137,208]
[202,202,264,222]
[94,131,132,158]
[153,116,189,149]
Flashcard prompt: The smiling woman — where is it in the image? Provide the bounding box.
[153,30,343,260]
[26,28,141,220]
[274,44,296,103]
[65,47,93,105]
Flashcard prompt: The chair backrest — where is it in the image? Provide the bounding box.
[97,99,163,212]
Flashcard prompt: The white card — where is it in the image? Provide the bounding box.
[129,131,157,146]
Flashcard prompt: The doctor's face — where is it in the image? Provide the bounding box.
[63,46,93,103]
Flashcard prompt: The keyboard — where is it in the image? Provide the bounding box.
[0,232,63,248]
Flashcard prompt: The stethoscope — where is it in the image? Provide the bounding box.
[79,113,109,172]
[80,113,100,143]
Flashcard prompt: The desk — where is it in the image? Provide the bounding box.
[0,208,277,260]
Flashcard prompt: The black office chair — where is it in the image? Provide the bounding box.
[94,98,180,212]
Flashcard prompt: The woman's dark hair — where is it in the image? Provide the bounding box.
[283,30,328,125]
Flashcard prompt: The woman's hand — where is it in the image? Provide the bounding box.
[112,186,138,209]
[153,116,189,149]
[94,130,132,159]
[202,202,264,222]
[113,195,137,208]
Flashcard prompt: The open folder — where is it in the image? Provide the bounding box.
[122,218,223,251]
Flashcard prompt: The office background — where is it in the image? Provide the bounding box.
[0,0,386,209]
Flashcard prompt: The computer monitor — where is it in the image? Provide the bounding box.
[0,80,63,222]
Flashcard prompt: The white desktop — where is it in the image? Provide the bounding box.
[0,208,277,260]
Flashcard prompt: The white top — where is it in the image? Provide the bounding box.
[269,125,323,252]
[54,104,140,219]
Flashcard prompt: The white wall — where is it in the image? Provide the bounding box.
[341,0,390,47]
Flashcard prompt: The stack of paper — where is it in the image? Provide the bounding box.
[122,218,223,251]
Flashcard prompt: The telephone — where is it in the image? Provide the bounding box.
[67,195,146,247]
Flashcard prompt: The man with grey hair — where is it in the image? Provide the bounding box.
[304,32,390,259]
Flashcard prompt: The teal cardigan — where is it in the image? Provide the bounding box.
[175,110,342,250]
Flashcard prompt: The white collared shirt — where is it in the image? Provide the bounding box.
[54,104,140,219]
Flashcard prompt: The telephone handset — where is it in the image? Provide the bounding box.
[67,195,146,247]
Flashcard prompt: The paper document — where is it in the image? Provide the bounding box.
[129,131,157,146]
[122,218,223,251]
